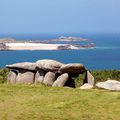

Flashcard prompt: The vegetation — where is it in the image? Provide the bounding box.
[75,70,120,87]
[0,68,9,84]
[0,69,120,120]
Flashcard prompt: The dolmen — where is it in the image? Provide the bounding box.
[6,59,95,88]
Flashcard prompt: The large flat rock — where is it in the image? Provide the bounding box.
[36,59,63,71]
[59,63,86,74]
[6,62,36,71]
[96,80,120,91]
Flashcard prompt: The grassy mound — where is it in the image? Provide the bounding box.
[0,84,120,120]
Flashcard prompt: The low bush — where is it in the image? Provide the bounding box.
[0,68,9,83]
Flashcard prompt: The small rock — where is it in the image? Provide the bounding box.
[96,80,120,91]
[52,73,69,87]
[80,83,93,89]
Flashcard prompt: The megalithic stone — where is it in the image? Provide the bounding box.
[7,70,17,84]
[35,70,45,84]
[16,70,34,84]
[83,70,95,85]
[52,73,69,87]
[43,72,56,86]
[84,71,95,85]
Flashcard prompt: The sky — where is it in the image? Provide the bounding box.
[0,0,120,34]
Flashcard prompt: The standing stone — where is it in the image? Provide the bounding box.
[35,70,45,84]
[84,71,95,86]
[16,70,34,84]
[52,73,69,87]
[43,72,56,86]
[87,71,95,85]
[7,70,17,84]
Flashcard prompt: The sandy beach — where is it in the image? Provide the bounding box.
[5,43,63,50]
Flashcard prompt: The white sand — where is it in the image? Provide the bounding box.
[5,43,63,50]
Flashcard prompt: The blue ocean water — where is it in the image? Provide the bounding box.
[0,33,120,70]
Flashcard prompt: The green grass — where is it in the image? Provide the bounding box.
[0,69,120,119]
[0,84,120,120]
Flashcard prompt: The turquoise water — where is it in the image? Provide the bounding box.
[0,33,120,70]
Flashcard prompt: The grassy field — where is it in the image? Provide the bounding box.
[0,69,120,120]
[0,84,120,120]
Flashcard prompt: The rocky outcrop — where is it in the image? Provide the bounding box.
[6,59,94,88]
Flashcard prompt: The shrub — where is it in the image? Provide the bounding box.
[0,68,9,83]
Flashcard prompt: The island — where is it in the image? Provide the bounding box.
[0,36,95,50]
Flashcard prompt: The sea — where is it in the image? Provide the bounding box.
[0,33,120,70]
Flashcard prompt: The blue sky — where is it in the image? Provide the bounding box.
[0,0,120,34]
